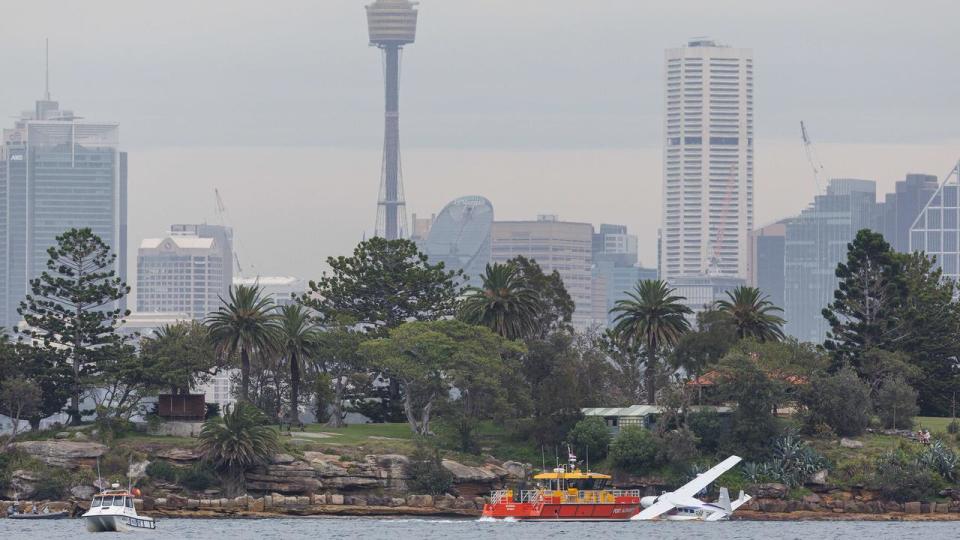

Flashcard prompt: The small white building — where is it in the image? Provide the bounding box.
[582,405,732,435]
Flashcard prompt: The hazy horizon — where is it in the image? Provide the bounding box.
[2,0,958,296]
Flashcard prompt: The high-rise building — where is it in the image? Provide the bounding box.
[909,162,960,281]
[367,0,418,240]
[421,196,493,289]
[0,96,127,328]
[590,224,656,327]
[233,276,306,308]
[661,39,753,281]
[881,173,939,253]
[670,274,745,318]
[491,216,593,329]
[748,220,788,310]
[137,227,230,320]
[784,179,880,343]
[409,213,435,242]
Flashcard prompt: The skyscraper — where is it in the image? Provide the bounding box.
[0,95,127,328]
[590,224,657,327]
[661,39,753,281]
[137,225,232,320]
[491,216,593,330]
[421,196,493,289]
[748,220,788,310]
[784,179,880,343]
[367,0,418,240]
[881,173,939,253]
[909,162,960,282]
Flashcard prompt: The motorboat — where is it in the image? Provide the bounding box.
[6,502,70,519]
[82,484,156,532]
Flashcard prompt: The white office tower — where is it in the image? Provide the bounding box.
[661,39,753,281]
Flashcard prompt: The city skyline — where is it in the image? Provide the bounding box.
[0,1,957,288]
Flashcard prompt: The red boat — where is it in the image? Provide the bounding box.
[482,464,641,521]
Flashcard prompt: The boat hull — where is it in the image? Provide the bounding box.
[85,514,156,532]
[482,502,640,521]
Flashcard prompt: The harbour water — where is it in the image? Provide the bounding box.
[1,517,958,540]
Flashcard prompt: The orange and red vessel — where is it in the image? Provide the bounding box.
[482,463,641,521]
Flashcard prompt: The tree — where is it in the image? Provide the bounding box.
[801,366,872,437]
[716,353,784,457]
[198,402,279,496]
[610,280,692,404]
[303,237,462,333]
[359,320,523,436]
[609,426,660,474]
[313,321,368,427]
[567,417,612,462]
[140,322,218,396]
[822,229,906,368]
[875,376,919,429]
[275,304,321,426]
[669,308,737,396]
[17,228,130,425]
[0,335,71,430]
[459,262,542,340]
[714,286,785,342]
[91,343,157,421]
[508,255,575,337]
[0,378,41,449]
[206,284,278,403]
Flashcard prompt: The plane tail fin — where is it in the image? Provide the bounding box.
[730,490,752,512]
[717,487,732,513]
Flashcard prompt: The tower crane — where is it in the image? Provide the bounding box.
[801,121,825,195]
[214,189,245,278]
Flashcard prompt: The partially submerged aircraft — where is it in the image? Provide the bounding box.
[631,455,752,521]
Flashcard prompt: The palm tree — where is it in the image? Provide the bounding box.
[714,286,786,342]
[610,279,692,404]
[198,402,279,495]
[459,263,542,340]
[275,304,322,426]
[206,284,278,402]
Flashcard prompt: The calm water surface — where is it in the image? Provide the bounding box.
[2,517,958,539]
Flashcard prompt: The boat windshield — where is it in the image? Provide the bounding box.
[91,497,102,507]
[125,497,134,508]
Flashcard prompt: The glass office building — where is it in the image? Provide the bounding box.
[0,99,126,327]
[909,163,960,281]
[421,196,493,289]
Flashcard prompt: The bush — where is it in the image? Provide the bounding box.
[715,353,783,457]
[145,461,181,483]
[917,440,958,483]
[32,471,70,500]
[948,420,959,434]
[872,450,943,502]
[656,428,699,465]
[875,376,919,429]
[766,434,829,487]
[687,410,728,454]
[180,463,218,491]
[567,417,611,462]
[609,427,659,473]
[405,444,453,495]
[802,367,871,437]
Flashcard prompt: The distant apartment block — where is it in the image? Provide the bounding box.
[492,216,593,330]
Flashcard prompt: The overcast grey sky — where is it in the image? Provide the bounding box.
[2,0,959,284]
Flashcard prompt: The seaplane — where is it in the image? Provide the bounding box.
[631,455,752,521]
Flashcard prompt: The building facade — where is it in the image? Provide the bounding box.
[670,274,745,319]
[748,220,788,310]
[881,173,938,253]
[590,224,656,327]
[420,196,493,289]
[0,98,127,328]
[784,179,880,343]
[661,39,753,281]
[137,230,228,320]
[909,163,960,282]
[491,216,593,329]
[233,276,306,308]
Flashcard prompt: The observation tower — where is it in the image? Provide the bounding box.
[366,0,418,240]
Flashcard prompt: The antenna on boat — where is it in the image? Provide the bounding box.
[96,457,102,492]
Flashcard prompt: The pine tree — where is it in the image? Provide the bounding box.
[17,228,129,425]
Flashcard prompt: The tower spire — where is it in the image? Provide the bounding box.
[44,38,50,101]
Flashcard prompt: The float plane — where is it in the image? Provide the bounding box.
[631,455,752,521]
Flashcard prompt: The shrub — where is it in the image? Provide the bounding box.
[946,419,959,435]
[145,461,180,483]
[567,417,611,462]
[802,367,871,437]
[609,427,659,473]
[405,445,453,495]
[917,440,958,482]
[687,410,729,454]
[656,427,700,465]
[180,463,218,492]
[32,471,70,500]
[875,376,919,429]
[715,353,783,457]
[872,450,942,502]
[766,434,829,487]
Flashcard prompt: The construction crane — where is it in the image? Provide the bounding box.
[800,121,825,195]
[706,162,739,276]
[214,189,245,278]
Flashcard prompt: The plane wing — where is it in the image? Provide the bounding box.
[631,499,676,521]
[672,455,742,499]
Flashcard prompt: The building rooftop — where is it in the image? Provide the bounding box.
[140,236,215,250]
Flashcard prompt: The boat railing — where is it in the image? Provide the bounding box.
[488,489,545,504]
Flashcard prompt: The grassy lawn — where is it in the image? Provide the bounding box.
[299,422,414,445]
[915,416,958,434]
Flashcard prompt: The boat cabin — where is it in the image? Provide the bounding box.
[90,492,135,510]
[533,469,611,492]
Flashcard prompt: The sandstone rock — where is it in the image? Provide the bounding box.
[442,460,498,483]
[154,447,202,462]
[501,461,527,479]
[839,438,864,449]
[311,493,326,505]
[474,497,486,509]
[186,499,199,509]
[345,495,367,506]
[801,494,822,505]
[904,501,922,514]
[73,432,89,441]
[128,460,150,479]
[391,497,406,507]
[55,431,71,439]
[922,502,933,514]
[142,497,156,511]
[166,494,187,509]
[434,493,457,509]
[249,498,265,512]
[12,440,108,468]
[245,461,323,494]
[3,469,39,499]
[219,498,231,509]
[406,494,433,507]
[759,499,787,513]
[271,453,296,465]
[940,488,960,501]
[935,502,950,513]
[328,494,344,505]
[70,485,96,500]
[755,483,789,499]
[808,469,829,485]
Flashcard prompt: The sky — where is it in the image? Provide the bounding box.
[2,0,959,288]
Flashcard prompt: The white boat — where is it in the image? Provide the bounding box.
[82,484,156,532]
